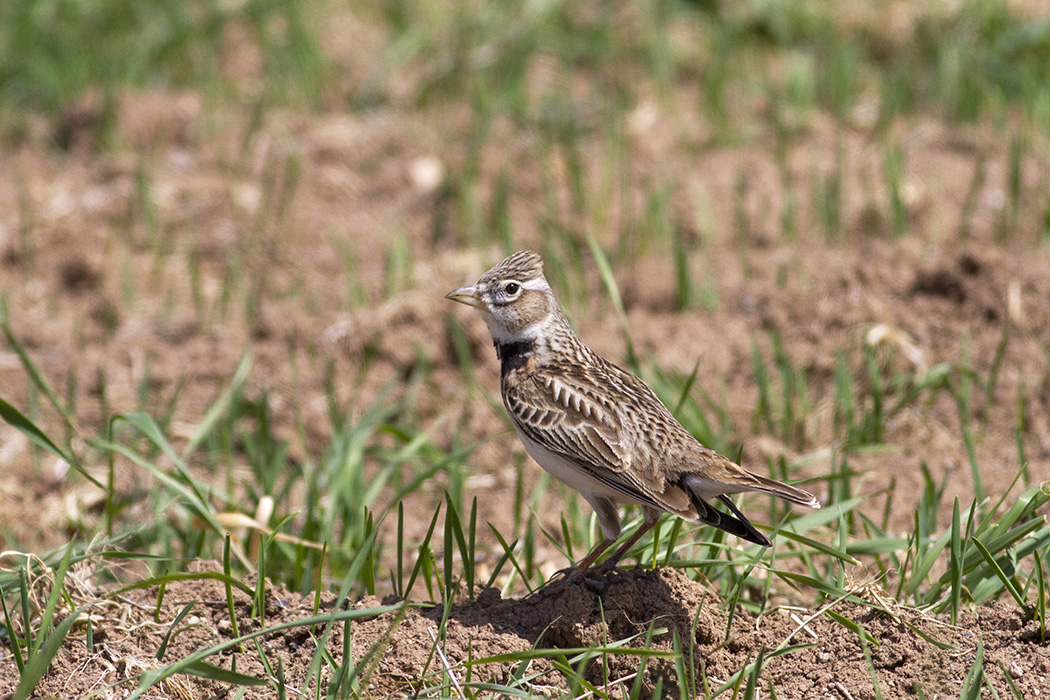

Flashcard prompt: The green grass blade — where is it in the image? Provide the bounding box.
[156,600,197,661]
[712,643,817,695]
[785,496,866,534]
[31,542,75,656]
[824,610,878,646]
[12,609,81,700]
[856,624,884,700]
[585,232,635,365]
[0,587,26,673]
[672,359,702,416]
[125,604,403,700]
[771,570,853,602]
[0,313,78,434]
[961,639,985,700]
[112,572,255,599]
[971,537,1027,610]
[997,660,1026,700]
[0,397,102,488]
[181,660,267,685]
[488,524,534,595]
[1035,549,1047,643]
[222,534,242,646]
[774,529,860,565]
[742,646,765,700]
[405,504,442,600]
[949,498,963,624]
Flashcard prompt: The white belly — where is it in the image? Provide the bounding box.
[512,423,646,507]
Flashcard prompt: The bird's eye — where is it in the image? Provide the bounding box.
[504,282,521,295]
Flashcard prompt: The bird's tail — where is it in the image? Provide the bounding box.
[690,495,772,546]
[679,472,820,547]
[745,473,821,509]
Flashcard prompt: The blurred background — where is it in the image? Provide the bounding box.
[4,1,1050,696]
[1,0,1049,596]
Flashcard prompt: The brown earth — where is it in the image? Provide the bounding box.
[2,102,1048,572]
[2,561,1048,699]
[3,6,1050,697]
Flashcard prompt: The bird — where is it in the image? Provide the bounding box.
[446,250,820,579]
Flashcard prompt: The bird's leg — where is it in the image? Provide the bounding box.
[544,501,657,592]
[542,521,658,593]
[573,538,614,574]
[590,519,657,576]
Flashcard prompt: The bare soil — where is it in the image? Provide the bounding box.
[2,562,1049,698]
[2,13,1050,696]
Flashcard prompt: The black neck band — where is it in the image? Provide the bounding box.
[496,339,534,375]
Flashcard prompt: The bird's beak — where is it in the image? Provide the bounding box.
[445,285,485,309]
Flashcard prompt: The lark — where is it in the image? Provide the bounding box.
[447,250,819,577]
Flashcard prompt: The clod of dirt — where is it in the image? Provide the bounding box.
[910,267,966,303]
[55,90,106,153]
[59,256,101,294]
[1,244,21,267]
[958,252,982,276]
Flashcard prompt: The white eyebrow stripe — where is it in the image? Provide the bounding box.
[520,278,550,291]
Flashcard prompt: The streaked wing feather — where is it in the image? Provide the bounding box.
[504,370,665,510]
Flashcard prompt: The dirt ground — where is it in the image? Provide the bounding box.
[2,97,1048,550]
[2,16,1050,697]
[3,561,1049,698]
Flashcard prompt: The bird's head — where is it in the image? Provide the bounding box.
[445,250,556,345]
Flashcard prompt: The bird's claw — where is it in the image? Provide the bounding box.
[541,560,626,595]
[539,566,581,595]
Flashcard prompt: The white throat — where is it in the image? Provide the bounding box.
[481,312,548,346]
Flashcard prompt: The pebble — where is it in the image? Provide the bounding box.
[1008,661,1023,679]
[408,157,444,193]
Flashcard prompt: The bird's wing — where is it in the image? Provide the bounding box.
[503,359,684,511]
[605,361,819,508]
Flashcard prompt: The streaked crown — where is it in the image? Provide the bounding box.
[477,250,545,288]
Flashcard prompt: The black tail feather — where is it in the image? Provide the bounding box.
[716,494,771,547]
[685,489,771,547]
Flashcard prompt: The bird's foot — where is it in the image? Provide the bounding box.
[580,558,631,591]
[539,566,582,595]
[541,560,628,594]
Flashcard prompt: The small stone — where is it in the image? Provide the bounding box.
[1008,661,1023,679]
[627,101,659,135]
[408,156,444,193]
[817,652,831,663]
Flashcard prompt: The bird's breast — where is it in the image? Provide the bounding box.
[510,422,649,507]
[496,339,535,376]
